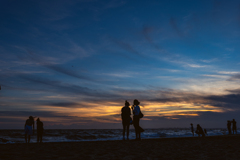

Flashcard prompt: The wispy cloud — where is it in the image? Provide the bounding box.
[218,71,240,75]
[227,74,240,81]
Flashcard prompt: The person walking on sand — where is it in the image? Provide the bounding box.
[36,118,44,143]
[227,120,232,135]
[121,100,131,140]
[232,119,237,134]
[195,124,205,137]
[190,123,194,136]
[132,99,144,140]
[24,116,34,143]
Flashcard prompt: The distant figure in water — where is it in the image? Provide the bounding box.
[24,116,34,143]
[190,123,194,136]
[132,99,144,140]
[121,100,131,140]
[232,119,237,134]
[227,120,232,135]
[195,124,205,137]
[36,118,44,143]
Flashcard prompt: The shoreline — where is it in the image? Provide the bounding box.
[1,135,240,159]
[0,133,232,144]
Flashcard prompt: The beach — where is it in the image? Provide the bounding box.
[1,135,240,160]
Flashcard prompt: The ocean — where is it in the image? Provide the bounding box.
[0,128,234,144]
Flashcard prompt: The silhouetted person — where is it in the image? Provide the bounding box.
[132,99,143,140]
[121,100,131,140]
[227,120,232,135]
[190,123,194,136]
[195,124,205,137]
[232,119,237,134]
[24,116,34,143]
[36,118,44,143]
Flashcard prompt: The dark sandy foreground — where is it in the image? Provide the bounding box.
[1,135,240,160]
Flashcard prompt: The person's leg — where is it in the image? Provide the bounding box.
[126,125,129,140]
[40,133,43,143]
[28,135,30,143]
[25,134,28,143]
[37,132,39,143]
[136,117,140,139]
[133,116,137,139]
[123,124,126,140]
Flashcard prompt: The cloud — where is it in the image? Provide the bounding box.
[18,74,116,98]
[47,102,81,108]
[169,17,184,37]
[203,74,229,79]
[227,74,240,81]
[110,38,143,56]
[205,92,240,108]
[186,63,206,68]
[218,71,240,75]
[44,64,91,80]
[11,48,94,81]
[141,26,162,50]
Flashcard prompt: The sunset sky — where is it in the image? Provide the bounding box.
[1,0,240,129]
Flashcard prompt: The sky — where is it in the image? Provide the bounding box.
[1,0,240,129]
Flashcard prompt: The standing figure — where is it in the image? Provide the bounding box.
[121,101,131,140]
[190,123,194,136]
[195,124,205,137]
[36,118,44,143]
[24,116,34,143]
[232,119,237,134]
[132,99,143,140]
[227,120,232,135]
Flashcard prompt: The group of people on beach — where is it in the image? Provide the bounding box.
[24,116,44,143]
[190,123,207,137]
[121,99,144,140]
[227,119,237,135]
[23,99,238,143]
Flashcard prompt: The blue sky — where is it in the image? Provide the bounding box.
[1,0,240,129]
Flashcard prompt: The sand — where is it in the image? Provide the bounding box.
[1,135,240,160]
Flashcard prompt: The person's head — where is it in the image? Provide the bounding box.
[197,124,200,127]
[190,123,193,126]
[29,116,34,121]
[233,119,235,121]
[133,99,140,106]
[125,100,130,106]
[37,118,40,121]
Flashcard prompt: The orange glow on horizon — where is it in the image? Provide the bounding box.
[33,101,228,123]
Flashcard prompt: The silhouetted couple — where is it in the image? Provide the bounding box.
[24,116,44,143]
[121,99,144,140]
[195,124,205,137]
[227,119,237,135]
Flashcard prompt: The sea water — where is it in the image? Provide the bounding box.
[0,128,235,144]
